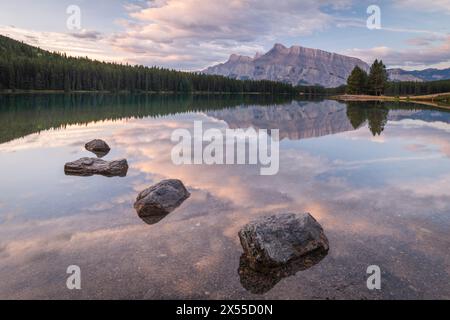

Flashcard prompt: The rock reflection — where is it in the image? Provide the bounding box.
[238,248,328,295]
[138,214,171,225]
[90,150,110,158]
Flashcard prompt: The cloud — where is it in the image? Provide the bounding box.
[406,34,447,46]
[2,0,449,70]
[70,30,103,40]
[0,25,125,62]
[344,35,450,68]
[109,0,350,69]
[392,0,450,15]
[1,1,351,70]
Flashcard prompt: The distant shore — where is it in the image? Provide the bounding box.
[2,89,450,110]
[331,93,450,109]
[0,90,293,95]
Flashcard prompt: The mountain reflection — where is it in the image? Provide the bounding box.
[1,94,450,144]
[208,100,355,140]
[0,93,294,144]
[209,100,450,140]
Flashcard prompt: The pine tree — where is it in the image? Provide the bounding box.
[368,59,388,96]
[346,66,368,94]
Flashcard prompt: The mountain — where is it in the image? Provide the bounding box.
[388,68,450,82]
[203,43,370,88]
[387,69,424,82]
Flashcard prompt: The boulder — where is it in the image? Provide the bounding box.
[238,213,329,271]
[64,158,128,177]
[134,179,190,223]
[85,139,110,157]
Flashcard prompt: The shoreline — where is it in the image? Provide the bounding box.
[330,93,450,110]
[2,90,450,110]
[0,90,294,95]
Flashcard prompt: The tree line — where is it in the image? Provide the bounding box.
[346,59,450,97]
[0,35,296,94]
[385,79,450,96]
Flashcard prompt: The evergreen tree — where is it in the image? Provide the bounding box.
[368,59,388,96]
[346,66,368,94]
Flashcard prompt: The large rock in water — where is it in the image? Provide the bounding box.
[134,179,191,224]
[85,139,111,158]
[64,158,128,177]
[239,213,329,271]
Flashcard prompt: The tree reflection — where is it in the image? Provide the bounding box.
[346,102,389,136]
[0,93,295,144]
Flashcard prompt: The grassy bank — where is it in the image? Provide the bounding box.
[331,92,450,109]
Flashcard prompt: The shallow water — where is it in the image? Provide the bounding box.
[0,94,449,299]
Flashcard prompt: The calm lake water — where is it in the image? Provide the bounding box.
[0,94,449,299]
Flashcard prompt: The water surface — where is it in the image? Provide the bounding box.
[0,94,449,299]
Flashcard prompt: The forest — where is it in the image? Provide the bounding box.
[0,35,296,94]
[384,79,450,96]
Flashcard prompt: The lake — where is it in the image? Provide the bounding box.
[0,94,449,299]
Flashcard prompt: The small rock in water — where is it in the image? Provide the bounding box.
[238,213,329,271]
[85,139,111,158]
[134,179,190,224]
[64,157,128,177]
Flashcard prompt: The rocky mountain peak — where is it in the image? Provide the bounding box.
[204,43,370,87]
[254,52,263,60]
[272,43,288,51]
[227,53,253,63]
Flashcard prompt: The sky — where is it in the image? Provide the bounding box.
[0,0,449,71]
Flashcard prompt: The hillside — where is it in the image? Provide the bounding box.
[0,35,296,94]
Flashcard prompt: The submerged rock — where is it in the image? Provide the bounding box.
[239,248,328,294]
[238,213,329,271]
[64,158,128,177]
[134,179,191,224]
[85,139,111,158]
